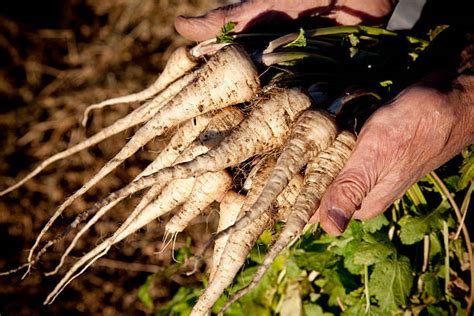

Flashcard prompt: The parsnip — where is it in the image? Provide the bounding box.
[164,170,232,236]
[210,191,245,282]
[82,46,198,126]
[78,88,312,221]
[24,44,259,274]
[191,159,304,316]
[45,107,243,275]
[210,110,337,249]
[221,131,356,311]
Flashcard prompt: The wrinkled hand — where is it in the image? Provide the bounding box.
[174,1,474,235]
[175,0,395,41]
[315,75,474,234]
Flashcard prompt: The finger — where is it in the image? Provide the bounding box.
[317,167,372,235]
[175,1,272,41]
[315,129,384,235]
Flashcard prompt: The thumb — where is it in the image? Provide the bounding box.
[175,0,272,41]
[318,166,373,235]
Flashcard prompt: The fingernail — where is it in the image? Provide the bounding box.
[327,207,349,232]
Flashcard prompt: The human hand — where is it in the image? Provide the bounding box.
[314,74,474,234]
[175,0,396,41]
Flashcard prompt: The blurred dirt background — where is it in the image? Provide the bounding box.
[0,0,225,314]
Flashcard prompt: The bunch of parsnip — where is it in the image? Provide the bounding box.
[1,24,434,315]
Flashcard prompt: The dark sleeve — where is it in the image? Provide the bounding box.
[411,0,473,75]
[415,0,473,32]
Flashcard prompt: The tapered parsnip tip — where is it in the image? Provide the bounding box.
[81,45,199,126]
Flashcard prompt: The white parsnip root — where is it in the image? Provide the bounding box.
[220,131,356,312]
[210,191,245,282]
[67,88,311,233]
[164,170,232,236]
[82,46,198,126]
[191,156,304,316]
[208,109,338,250]
[22,44,259,275]
[45,107,243,275]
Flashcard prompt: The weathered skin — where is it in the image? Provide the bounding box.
[174,0,395,42]
[317,76,474,234]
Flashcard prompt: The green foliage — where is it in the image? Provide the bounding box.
[216,21,236,44]
[284,28,307,48]
[457,146,474,190]
[369,256,414,310]
[138,274,156,309]
[155,287,202,316]
[398,200,449,245]
[352,234,395,266]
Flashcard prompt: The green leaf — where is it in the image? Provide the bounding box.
[398,200,449,245]
[285,257,303,279]
[216,21,236,43]
[427,305,449,316]
[138,274,155,309]
[362,214,389,233]
[259,229,274,245]
[341,239,363,275]
[292,248,338,271]
[379,80,393,89]
[457,147,474,190]
[429,232,442,260]
[303,303,325,316]
[428,25,450,41]
[369,256,414,311]
[284,28,307,48]
[420,272,442,304]
[156,287,202,316]
[342,301,384,316]
[353,235,395,266]
[344,220,364,240]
